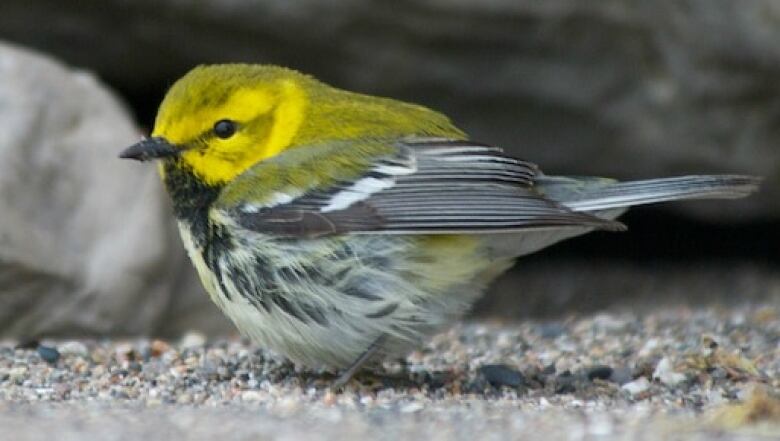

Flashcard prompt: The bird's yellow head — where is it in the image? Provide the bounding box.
[122,64,310,186]
[120,64,464,186]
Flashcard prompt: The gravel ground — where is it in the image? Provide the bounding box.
[1,304,779,440]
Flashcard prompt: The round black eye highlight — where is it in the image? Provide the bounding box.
[213,119,237,139]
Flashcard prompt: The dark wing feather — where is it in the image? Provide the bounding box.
[230,139,624,237]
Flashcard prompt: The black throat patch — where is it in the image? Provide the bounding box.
[162,160,224,245]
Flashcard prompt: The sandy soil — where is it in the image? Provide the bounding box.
[1,304,779,440]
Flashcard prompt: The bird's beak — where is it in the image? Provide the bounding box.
[119,137,180,161]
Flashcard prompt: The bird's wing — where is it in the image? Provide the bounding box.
[214,138,623,237]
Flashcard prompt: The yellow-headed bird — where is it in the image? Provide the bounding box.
[120,65,759,386]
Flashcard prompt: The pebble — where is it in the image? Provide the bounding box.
[36,345,60,364]
[180,332,207,349]
[8,366,28,382]
[150,340,171,357]
[0,305,775,420]
[622,377,651,396]
[478,364,525,388]
[241,391,264,402]
[114,343,135,360]
[58,341,88,357]
[586,365,614,382]
[608,367,633,385]
[638,338,660,358]
[653,357,686,387]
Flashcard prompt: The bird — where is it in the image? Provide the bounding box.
[119,64,760,387]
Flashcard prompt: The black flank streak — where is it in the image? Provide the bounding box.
[209,253,231,301]
[246,256,280,312]
[231,267,264,309]
[343,285,383,301]
[277,266,303,282]
[366,303,399,318]
[299,303,329,326]
[271,296,307,322]
[205,225,235,301]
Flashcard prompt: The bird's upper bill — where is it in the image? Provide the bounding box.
[119,137,181,162]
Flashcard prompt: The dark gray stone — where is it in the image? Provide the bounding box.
[478,364,526,388]
[608,367,635,386]
[37,345,60,364]
[586,365,614,382]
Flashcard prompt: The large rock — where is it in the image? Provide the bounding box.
[0,0,775,220]
[0,42,228,337]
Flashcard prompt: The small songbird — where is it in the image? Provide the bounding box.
[120,64,760,386]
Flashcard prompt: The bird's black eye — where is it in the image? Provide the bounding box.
[213,119,237,139]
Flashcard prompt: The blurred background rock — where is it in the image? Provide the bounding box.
[0,0,776,337]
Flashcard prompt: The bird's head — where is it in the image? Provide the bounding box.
[119,64,309,186]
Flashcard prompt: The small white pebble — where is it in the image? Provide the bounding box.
[241,390,263,402]
[58,341,89,357]
[114,343,134,359]
[652,357,686,386]
[180,332,207,349]
[622,377,650,396]
[8,366,28,381]
[496,332,514,349]
[591,314,629,332]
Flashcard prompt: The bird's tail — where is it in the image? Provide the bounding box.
[479,174,759,260]
[537,175,761,212]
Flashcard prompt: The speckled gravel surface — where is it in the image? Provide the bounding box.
[1,304,779,440]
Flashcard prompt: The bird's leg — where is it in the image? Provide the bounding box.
[331,335,386,389]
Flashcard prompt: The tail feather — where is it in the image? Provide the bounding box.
[538,175,761,212]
